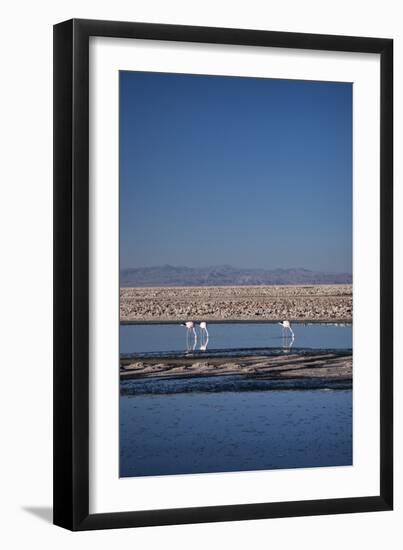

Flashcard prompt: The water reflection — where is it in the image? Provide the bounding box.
[188,321,294,353]
[120,322,352,356]
[186,331,197,353]
[182,321,198,352]
[281,332,295,352]
[186,335,197,353]
[199,322,209,351]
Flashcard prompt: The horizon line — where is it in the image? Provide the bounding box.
[120,264,352,274]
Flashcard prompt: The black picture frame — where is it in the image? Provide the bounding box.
[53,18,393,531]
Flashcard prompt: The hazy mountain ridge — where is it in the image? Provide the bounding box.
[120,265,352,287]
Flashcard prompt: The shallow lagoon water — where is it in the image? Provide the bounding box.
[120,322,352,477]
[120,322,352,356]
[120,388,352,477]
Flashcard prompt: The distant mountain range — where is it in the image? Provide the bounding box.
[120,265,352,287]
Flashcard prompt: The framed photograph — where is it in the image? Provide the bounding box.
[53,19,393,530]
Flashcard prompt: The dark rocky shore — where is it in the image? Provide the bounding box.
[120,351,352,390]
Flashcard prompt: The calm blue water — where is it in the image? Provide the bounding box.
[120,389,352,477]
[120,322,352,477]
[120,322,351,356]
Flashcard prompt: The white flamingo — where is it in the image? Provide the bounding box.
[199,321,209,339]
[199,321,209,350]
[278,320,294,339]
[181,321,197,348]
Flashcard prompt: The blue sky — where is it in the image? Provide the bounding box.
[120,71,352,272]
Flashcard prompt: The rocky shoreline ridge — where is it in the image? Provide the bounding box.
[120,351,352,389]
[120,284,352,322]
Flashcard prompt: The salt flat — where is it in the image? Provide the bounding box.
[120,284,352,323]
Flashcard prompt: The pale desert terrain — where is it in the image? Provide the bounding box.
[120,284,352,323]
